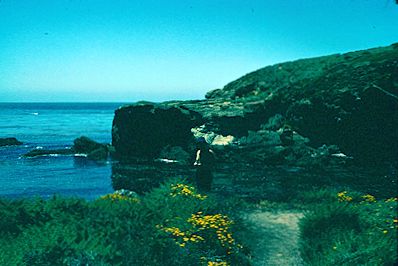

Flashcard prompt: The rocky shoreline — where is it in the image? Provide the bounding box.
[112,44,398,167]
[2,43,396,199]
[110,43,398,197]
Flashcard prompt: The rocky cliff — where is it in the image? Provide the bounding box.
[113,43,398,167]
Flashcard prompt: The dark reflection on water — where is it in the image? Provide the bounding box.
[73,156,109,168]
[111,161,398,200]
[111,161,195,194]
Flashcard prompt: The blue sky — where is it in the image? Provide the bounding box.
[0,0,397,102]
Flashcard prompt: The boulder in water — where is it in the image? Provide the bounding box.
[0,137,23,147]
[23,148,74,158]
[23,136,110,160]
[73,136,106,154]
[87,147,109,161]
[73,136,109,161]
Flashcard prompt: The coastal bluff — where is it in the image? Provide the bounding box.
[112,43,398,168]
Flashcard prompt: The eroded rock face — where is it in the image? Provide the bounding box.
[112,103,203,161]
[112,43,398,167]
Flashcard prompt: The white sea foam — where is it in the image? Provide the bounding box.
[74,153,88,157]
[155,158,178,163]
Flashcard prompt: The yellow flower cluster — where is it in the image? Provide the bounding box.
[207,261,228,266]
[162,226,185,237]
[337,191,353,202]
[361,194,376,203]
[161,226,204,247]
[385,197,398,202]
[188,212,235,246]
[170,183,207,200]
[100,193,140,203]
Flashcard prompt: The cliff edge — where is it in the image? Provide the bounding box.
[112,43,398,167]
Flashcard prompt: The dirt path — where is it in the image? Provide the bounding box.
[241,210,304,266]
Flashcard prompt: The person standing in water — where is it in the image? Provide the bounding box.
[193,137,216,192]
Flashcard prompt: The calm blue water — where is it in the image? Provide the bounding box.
[0,103,126,199]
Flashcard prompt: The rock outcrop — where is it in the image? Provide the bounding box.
[0,138,23,147]
[23,148,74,157]
[112,43,398,167]
[23,136,110,161]
[73,136,110,161]
[112,102,202,161]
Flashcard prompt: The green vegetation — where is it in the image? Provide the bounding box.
[1,176,396,265]
[298,189,397,266]
[0,179,249,266]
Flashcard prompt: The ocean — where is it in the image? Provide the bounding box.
[0,102,126,199]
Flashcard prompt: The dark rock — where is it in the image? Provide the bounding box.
[87,147,108,161]
[262,114,285,131]
[73,136,110,161]
[111,162,193,194]
[73,136,106,154]
[239,130,281,146]
[23,148,74,158]
[279,127,294,146]
[23,136,109,160]
[0,137,22,147]
[157,145,191,165]
[112,43,398,167]
[112,102,202,160]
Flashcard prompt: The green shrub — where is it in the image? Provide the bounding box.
[0,178,249,265]
[0,198,51,236]
[299,190,397,266]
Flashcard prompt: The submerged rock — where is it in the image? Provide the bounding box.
[0,137,23,147]
[74,136,109,161]
[23,148,74,158]
[23,136,110,161]
[73,136,106,154]
[86,147,108,161]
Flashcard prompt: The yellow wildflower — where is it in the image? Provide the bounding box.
[337,191,353,202]
[208,261,228,266]
[99,192,140,203]
[385,197,398,202]
[188,212,235,246]
[361,194,376,203]
[169,183,207,200]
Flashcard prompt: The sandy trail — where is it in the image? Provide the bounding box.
[242,210,304,266]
